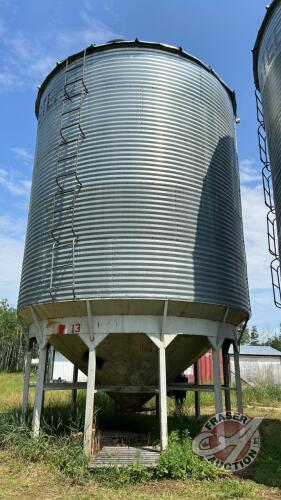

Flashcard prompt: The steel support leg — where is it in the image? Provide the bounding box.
[222,345,231,412]
[159,344,168,450]
[22,348,32,421]
[194,361,201,418]
[233,341,243,413]
[212,347,223,413]
[32,344,47,437]
[71,365,78,418]
[83,343,96,457]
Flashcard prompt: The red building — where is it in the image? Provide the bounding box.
[185,350,223,383]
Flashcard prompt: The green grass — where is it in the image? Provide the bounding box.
[242,384,281,406]
[1,372,281,498]
[242,418,281,487]
[0,371,26,410]
[0,407,225,485]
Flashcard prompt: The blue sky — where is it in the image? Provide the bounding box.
[0,0,279,339]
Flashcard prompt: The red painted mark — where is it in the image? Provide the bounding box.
[58,324,65,335]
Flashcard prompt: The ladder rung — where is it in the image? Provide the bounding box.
[60,121,81,132]
[60,137,82,146]
[65,76,84,87]
[58,153,78,163]
[62,106,80,116]
[54,186,80,196]
[52,241,77,249]
[59,137,80,147]
[56,170,78,179]
[52,261,73,270]
[51,243,77,250]
[64,91,84,101]
[66,63,83,74]
[50,283,75,290]
[51,229,78,239]
[54,206,74,214]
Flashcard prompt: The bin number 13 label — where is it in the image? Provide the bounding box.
[71,323,81,333]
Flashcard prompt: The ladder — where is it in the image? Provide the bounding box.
[255,90,281,308]
[50,50,88,300]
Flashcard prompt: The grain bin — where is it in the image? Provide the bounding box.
[18,40,249,454]
[253,0,281,307]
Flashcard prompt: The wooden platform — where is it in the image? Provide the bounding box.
[89,446,160,469]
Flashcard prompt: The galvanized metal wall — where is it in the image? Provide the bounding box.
[255,0,281,256]
[18,44,249,315]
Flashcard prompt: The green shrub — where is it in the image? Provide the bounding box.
[94,462,153,486]
[156,431,228,481]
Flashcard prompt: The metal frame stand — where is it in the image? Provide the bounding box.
[222,341,231,412]
[233,340,243,413]
[212,346,223,413]
[158,344,168,450]
[22,339,33,421]
[83,341,96,457]
[71,365,79,418]
[26,301,245,456]
[194,360,201,418]
[32,343,48,437]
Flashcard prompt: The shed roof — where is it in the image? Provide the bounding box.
[229,345,281,356]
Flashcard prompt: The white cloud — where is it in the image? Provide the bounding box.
[0,71,18,90]
[240,164,271,290]
[238,158,281,332]
[1,31,56,87]
[0,10,123,91]
[240,158,260,184]
[77,14,122,45]
[0,167,31,197]
[0,235,25,307]
[248,288,281,338]
[0,214,26,307]
[11,147,34,166]
[0,215,26,239]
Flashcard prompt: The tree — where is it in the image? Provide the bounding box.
[238,325,251,345]
[0,299,25,372]
[264,334,281,352]
[250,325,259,346]
[238,324,260,345]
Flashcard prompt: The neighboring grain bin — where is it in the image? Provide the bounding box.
[253,0,281,307]
[18,40,250,455]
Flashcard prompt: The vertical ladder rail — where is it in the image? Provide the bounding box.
[255,89,281,308]
[50,50,88,300]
